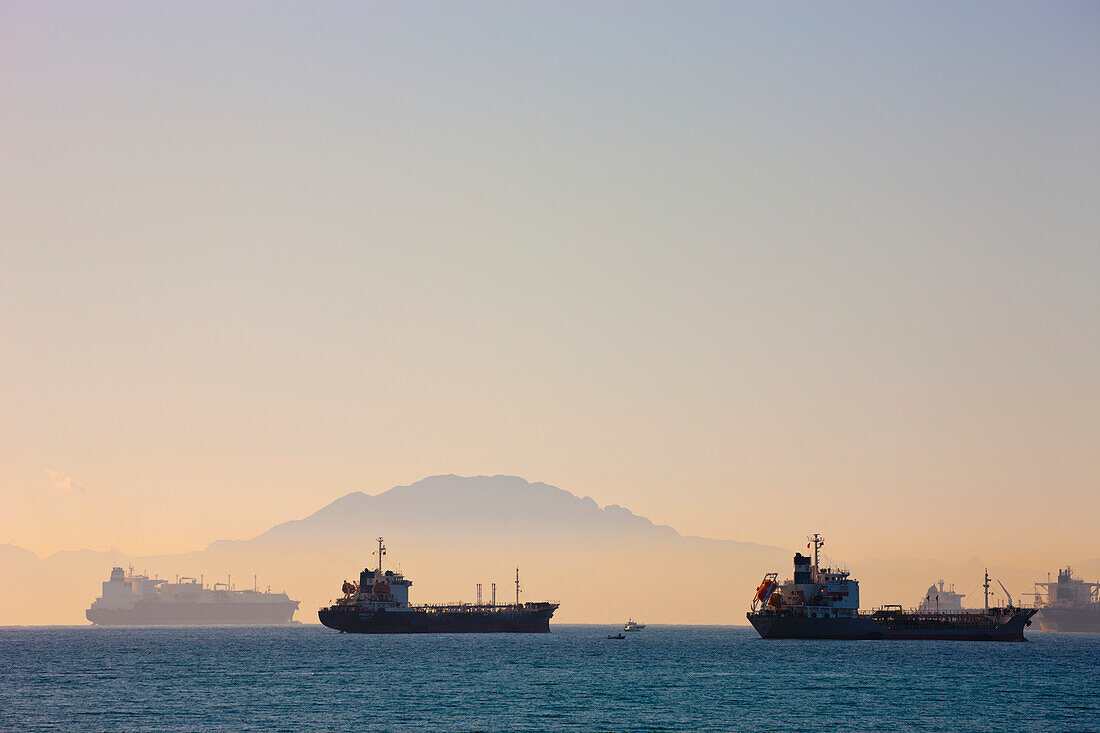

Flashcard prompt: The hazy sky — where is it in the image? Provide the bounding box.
[2,2,1097,567]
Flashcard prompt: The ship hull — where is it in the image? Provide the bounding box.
[318,604,557,633]
[1037,607,1100,633]
[86,601,299,626]
[748,610,1036,641]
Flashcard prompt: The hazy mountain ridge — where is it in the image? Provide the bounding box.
[234,475,683,545]
[1,543,40,561]
[2,475,1096,626]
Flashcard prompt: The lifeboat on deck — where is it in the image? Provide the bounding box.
[754,578,776,604]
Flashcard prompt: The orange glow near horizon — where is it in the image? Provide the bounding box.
[2,2,1098,575]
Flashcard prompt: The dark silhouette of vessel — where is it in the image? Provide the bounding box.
[747,534,1036,641]
[318,538,558,633]
[1033,567,1100,632]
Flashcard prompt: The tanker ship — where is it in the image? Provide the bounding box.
[747,534,1036,641]
[86,566,300,625]
[318,538,559,633]
[1033,567,1100,632]
[917,579,967,612]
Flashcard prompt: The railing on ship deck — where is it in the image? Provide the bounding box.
[407,601,561,612]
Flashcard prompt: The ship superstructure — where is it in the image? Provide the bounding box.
[918,580,967,612]
[318,538,559,633]
[86,566,300,626]
[1033,567,1100,632]
[747,534,1036,641]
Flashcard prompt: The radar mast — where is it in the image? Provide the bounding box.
[807,534,825,572]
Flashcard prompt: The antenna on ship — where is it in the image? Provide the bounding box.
[807,534,825,573]
[515,568,521,607]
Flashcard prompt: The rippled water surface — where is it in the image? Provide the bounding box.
[2,625,1097,731]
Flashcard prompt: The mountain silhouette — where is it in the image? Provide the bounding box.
[2,475,1094,625]
[228,475,682,545]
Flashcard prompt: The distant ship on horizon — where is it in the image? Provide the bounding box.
[917,579,967,612]
[86,566,300,626]
[318,538,559,633]
[1033,567,1100,632]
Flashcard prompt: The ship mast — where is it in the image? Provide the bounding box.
[808,534,824,573]
[983,568,991,611]
[515,567,521,607]
[377,537,386,574]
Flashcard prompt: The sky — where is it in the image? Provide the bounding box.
[2,1,1097,568]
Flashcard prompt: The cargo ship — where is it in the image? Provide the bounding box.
[1033,567,1100,632]
[747,534,1036,641]
[917,579,967,612]
[86,566,300,625]
[318,538,559,633]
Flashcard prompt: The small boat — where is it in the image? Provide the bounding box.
[623,618,646,631]
[606,633,626,639]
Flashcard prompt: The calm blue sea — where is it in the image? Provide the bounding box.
[1,625,1097,732]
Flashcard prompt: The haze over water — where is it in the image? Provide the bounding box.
[2,2,1098,570]
[2,3,1098,729]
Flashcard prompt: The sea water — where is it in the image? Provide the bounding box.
[1,625,1097,731]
